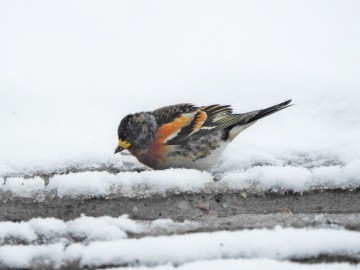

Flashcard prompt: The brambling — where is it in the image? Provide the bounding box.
[115,100,292,170]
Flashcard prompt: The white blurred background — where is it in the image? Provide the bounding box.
[1,0,359,173]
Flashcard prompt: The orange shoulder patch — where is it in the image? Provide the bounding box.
[189,110,207,135]
[155,113,195,144]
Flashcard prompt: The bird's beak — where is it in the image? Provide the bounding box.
[114,146,123,154]
[114,139,131,154]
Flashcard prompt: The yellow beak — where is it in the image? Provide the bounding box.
[114,139,131,154]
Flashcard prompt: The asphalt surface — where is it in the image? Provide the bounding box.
[2,189,360,222]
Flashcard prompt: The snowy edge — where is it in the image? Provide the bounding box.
[0,227,360,269]
[110,259,360,270]
[113,259,360,270]
[0,215,196,245]
[1,160,360,198]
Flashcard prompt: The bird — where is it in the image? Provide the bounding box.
[115,100,292,170]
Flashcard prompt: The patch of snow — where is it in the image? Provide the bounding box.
[0,215,196,245]
[67,215,137,241]
[78,227,360,267]
[0,227,359,268]
[63,243,86,264]
[222,160,360,192]
[113,259,360,270]
[150,219,180,229]
[0,222,37,244]
[0,243,64,269]
[46,169,212,198]
[115,169,213,196]
[47,171,117,198]
[0,177,45,197]
[28,218,67,240]
[1,162,359,199]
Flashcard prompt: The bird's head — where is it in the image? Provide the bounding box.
[115,112,157,154]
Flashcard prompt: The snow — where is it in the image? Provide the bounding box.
[28,218,68,240]
[0,222,38,244]
[46,169,212,198]
[0,226,359,268]
[78,227,360,267]
[115,259,360,270]
[120,259,360,270]
[222,159,360,193]
[66,215,136,241]
[1,163,359,198]
[0,244,64,269]
[0,177,45,197]
[0,215,196,245]
[0,0,359,182]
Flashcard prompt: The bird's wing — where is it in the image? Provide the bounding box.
[153,103,198,127]
[153,104,244,145]
[153,100,293,145]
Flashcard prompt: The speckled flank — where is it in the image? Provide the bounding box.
[149,131,230,170]
[168,132,222,161]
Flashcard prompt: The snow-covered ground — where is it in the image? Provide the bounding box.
[121,260,360,270]
[1,0,360,179]
[0,216,360,269]
[1,163,360,199]
[0,215,196,245]
[1,1,360,269]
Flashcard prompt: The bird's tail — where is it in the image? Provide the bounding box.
[245,99,292,123]
[224,99,293,141]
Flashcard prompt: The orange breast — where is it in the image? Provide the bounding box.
[139,114,195,168]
